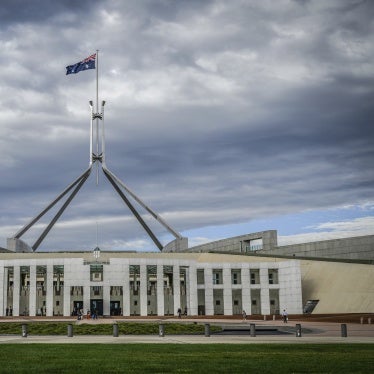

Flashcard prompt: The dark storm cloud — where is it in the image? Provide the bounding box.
[0,0,373,251]
[0,0,96,27]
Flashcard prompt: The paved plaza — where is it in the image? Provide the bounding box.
[1,317,373,344]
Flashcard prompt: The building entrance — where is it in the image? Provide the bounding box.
[110,301,121,316]
[90,299,103,316]
[73,301,83,315]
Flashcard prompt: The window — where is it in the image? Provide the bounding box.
[245,238,263,252]
[231,269,241,285]
[213,270,222,285]
[268,269,278,284]
[90,264,103,282]
[250,270,259,284]
[197,269,205,284]
[215,300,221,306]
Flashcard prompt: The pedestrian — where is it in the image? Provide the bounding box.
[177,307,182,318]
[242,310,247,320]
[282,309,288,323]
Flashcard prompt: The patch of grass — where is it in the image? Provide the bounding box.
[0,322,221,335]
[0,344,373,373]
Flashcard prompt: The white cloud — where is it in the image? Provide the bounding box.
[279,216,374,245]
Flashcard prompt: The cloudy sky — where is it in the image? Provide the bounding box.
[1,0,373,252]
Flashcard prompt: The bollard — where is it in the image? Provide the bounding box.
[250,323,256,337]
[159,324,165,337]
[67,324,73,337]
[204,323,210,337]
[113,323,119,337]
[368,318,371,325]
[21,324,28,338]
[360,317,364,324]
[273,315,275,321]
[341,324,347,337]
[296,324,302,337]
[263,315,266,321]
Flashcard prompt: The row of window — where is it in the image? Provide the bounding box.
[6,265,279,286]
[197,269,279,285]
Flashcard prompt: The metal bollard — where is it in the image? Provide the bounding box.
[263,315,266,321]
[159,324,165,337]
[67,324,73,337]
[250,323,256,337]
[21,324,28,338]
[113,323,119,337]
[360,317,364,324]
[296,324,302,337]
[204,323,210,337]
[341,324,347,337]
[273,315,276,321]
[368,318,371,325]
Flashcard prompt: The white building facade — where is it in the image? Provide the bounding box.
[0,252,302,317]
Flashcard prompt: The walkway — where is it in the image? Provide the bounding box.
[1,316,373,344]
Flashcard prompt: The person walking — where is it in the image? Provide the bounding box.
[282,309,288,323]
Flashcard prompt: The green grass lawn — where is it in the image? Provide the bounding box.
[0,321,221,335]
[0,344,373,373]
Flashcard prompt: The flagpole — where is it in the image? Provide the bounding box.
[96,49,99,185]
[96,49,99,116]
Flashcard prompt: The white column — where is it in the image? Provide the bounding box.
[140,264,147,316]
[13,265,20,316]
[0,265,4,316]
[46,265,54,317]
[188,264,198,316]
[260,266,270,315]
[241,266,251,314]
[123,263,130,316]
[173,264,180,315]
[223,267,232,315]
[103,285,110,316]
[83,285,90,315]
[204,267,214,316]
[29,265,36,316]
[63,282,70,317]
[157,264,164,316]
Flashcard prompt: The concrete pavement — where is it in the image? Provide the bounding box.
[1,317,373,344]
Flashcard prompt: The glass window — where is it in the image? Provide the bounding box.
[197,269,205,284]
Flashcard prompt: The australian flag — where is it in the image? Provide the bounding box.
[66,53,96,75]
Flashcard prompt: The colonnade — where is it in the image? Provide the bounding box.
[0,258,302,317]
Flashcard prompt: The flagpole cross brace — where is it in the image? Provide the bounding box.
[8,100,187,253]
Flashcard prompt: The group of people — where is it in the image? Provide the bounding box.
[72,307,99,320]
[177,307,188,318]
[87,310,98,320]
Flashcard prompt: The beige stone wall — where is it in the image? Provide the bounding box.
[300,260,374,313]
